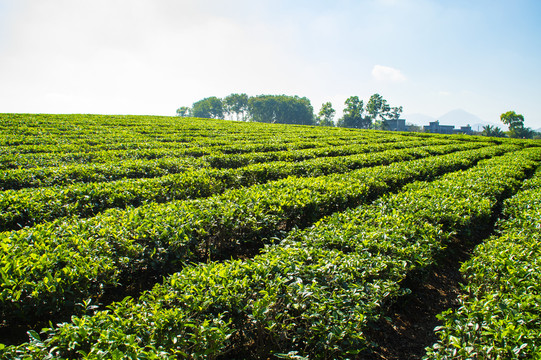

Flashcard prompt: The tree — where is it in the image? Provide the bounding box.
[406,123,423,132]
[366,93,390,123]
[500,111,524,130]
[481,124,505,137]
[366,94,403,130]
[192,97,224,119]
[176,106,191,117]
[316,102,335,126]
[372,119,389,130]
[248,95,314,125]
[387,106,403,121]
[500,111,533,139]
[512,126,535,139]
[338,94,402,130]
[223,93,249,121]
[338,96,370,129]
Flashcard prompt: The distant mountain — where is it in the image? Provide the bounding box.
[438,109,485,127]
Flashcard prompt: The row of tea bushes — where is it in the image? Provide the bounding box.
[425,169,541,359]
[0,157,209,191]
[201,138,451,169]
[0,133,441,170]
[0,137,330,170]
[0,136,451,190]
[0,142,489,231]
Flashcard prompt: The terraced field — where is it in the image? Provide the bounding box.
[0,114,539,359]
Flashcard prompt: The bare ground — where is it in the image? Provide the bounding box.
[362,237,474,360]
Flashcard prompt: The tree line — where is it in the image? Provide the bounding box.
[176,93,403,129]
[177,95,538,139]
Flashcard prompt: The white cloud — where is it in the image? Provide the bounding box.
[371,65,406,82]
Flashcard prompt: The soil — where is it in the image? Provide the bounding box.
[362,237,475,360]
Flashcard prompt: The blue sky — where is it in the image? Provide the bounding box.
[1,0,540,128]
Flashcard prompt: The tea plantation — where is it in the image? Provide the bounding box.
[0,114,539,359]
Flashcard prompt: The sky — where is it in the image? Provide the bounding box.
[1,0,540,128]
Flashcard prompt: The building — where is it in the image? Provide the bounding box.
[384,118,407,131]
[454,125,473,135]
[383,119,472,134]
[423,121,455,134]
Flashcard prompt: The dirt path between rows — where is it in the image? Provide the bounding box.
[363,237,475,360]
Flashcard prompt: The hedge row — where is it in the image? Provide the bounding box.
[425,168,541,359]
[0,142,487,231]
[0,137,356,170]
[201,138,453,169]
[0,136,449,190]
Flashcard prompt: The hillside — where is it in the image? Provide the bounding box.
[0,114,540,359]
